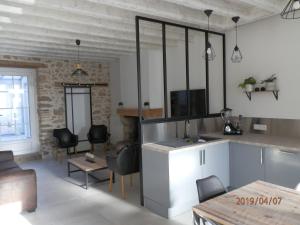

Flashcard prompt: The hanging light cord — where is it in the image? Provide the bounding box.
[77,43,80,64]
[235,23,238,47]
[208,15,210,31]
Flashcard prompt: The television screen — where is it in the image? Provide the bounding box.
[171,89,206,117]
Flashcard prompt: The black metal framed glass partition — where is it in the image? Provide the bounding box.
[136,16,226,124]
[135,16,226,206]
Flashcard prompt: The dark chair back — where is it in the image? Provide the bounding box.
[87,125,108,144]
[196,175,227,203]
[117,143,139,175]
[106,142,140,176]
[53,128,78,148]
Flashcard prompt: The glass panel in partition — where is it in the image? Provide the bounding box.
[166,25,187,118]
[139,20,164,119]
[188,30,207,117]
[208,34,224,114]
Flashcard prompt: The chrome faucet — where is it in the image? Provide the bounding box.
[184,119,190,139]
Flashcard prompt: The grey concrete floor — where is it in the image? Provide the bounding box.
[9,157,193,225]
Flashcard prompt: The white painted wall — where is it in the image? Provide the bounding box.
[226,15,300,119]
[109,60,123,143]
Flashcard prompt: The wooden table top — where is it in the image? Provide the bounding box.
[68,156,107,172]
[193,181,300,225]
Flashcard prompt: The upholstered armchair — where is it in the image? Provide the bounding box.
[53,128,78,155]
[87,125,110,153]
[106,142,139,199]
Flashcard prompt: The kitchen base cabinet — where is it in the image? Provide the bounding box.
[230,143,264,189]
[142,142,229,218]
[265,148,300,189]
[203,143,229,188]
[142,145,203,218]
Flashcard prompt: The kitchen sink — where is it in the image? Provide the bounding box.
[156,136,221,148]
[183,136,221,143]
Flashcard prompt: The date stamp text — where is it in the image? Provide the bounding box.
[236,196,282,206]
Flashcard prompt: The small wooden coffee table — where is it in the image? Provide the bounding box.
[67,156,114,189]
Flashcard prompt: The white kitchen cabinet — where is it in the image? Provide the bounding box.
[142,141,229,218]
[142,144,204,218]
[265,148,300,189]
[230,143,265,189]
[168,146,204,215]
[202,142,230,188]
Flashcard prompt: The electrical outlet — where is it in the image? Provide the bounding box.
[253,124,267,131]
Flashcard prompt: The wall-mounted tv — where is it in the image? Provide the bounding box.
[170,89,206,117]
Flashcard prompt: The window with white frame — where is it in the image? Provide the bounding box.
[0,68,39,155]
[0,75,31,141]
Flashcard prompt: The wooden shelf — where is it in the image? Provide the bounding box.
[117,108,163,119]
[244,90,279,101]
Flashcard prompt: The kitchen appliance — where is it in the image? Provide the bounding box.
[220,108,243,135]
[171,89,206,117]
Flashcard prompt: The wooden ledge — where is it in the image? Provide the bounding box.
[0,60,47,68]
[117,108,163,119]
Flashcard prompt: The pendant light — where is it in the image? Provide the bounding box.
[72,39,88,76]
[281,0,300,19]
[202,9,216,61]
[231,16,243,63]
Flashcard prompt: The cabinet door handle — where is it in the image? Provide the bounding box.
[203,150,206,165]
[260,148,263,165]
[200,150,202,166]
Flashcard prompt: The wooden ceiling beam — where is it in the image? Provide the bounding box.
[0,60,47,68]
[0,44,119,60]
[0,49,117,62]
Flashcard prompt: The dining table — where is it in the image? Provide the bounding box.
[193,180,300,225]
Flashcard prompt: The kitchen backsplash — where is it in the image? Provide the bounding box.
[142,117,300,144]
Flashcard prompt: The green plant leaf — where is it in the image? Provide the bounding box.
[238,76,256,88]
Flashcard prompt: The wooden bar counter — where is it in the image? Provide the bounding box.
[193,181,300,225]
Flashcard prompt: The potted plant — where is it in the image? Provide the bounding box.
[144,101,150,109]
[261,74,277,91]
[238,77,257,92]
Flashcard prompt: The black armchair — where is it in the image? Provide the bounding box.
[87,125,110,153]
[106,142,139,199]
[53,128,78,155]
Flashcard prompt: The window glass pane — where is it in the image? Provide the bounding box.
[0,75,31,141]
[188,30,207,117]
[0,92,12,108]
[209,34,224,114]
[166,25,187,118]
[139,20,164,119]
[0,76,13,92]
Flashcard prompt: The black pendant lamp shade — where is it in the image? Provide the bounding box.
[281,0,300,19]
[231,16,243,63]
[203,9,216,61]
[72,39,88,76]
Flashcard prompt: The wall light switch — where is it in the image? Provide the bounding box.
[253,124,267,131]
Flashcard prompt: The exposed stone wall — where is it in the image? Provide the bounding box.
[0,55,111,158]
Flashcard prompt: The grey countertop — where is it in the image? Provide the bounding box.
[143,132,300,153]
